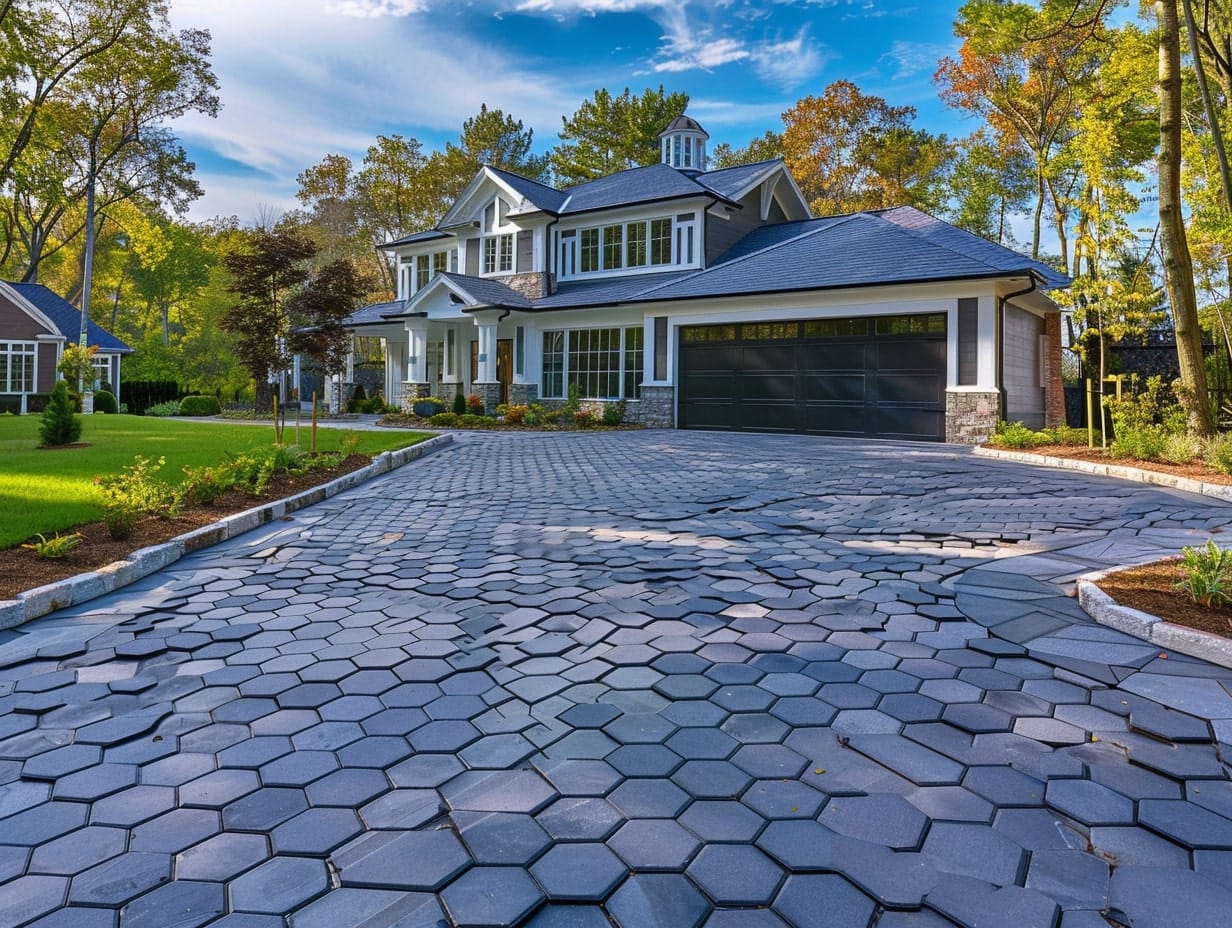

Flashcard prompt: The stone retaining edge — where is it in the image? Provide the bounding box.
[1076,570,1232,671]
[0,434,453,631]
[973,445,1232,502]
[977,446,1232,669]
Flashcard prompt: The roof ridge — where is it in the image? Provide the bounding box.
[868,206,1049,279]
[633,216,862,300]
[485,165,562,195]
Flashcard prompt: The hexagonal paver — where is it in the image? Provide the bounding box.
[821,794,929,850]
[609,819,702,871]
[229,855,329,913]
[531,843,627,901]
[535,797,624,841]
[772,874,877,928]
[455,811,553,866]
[440,866,544,927]
[335,827,471,889]
[687,845,785,905]
[176,832,270,882]
[606,873,710,928]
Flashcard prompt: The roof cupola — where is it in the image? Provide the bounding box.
[659,115,709,173]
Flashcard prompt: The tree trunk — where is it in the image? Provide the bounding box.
[1159,0,1215,434]
[1032,165,1046,259]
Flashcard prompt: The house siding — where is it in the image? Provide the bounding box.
[1004,304,1045,428]
[36,343,58,392]
[465,238,479,276]
[0,293,51,340]
[705,188,779,266]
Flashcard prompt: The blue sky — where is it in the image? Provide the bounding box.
[167,1,972,223]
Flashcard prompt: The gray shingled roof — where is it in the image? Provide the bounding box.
[559,163,720,215]
[439,273,533,309]
[487,167,569,214]
[532,271,695,311]
[344,300,404,327]
[694,160,780,201]
[381,229,451,248]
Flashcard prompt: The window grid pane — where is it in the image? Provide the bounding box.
[542,331,565,398]
[603,225,623,270]
[580,229,599,272]
[623,326,643,399]
[627,222,647,267]
[568,327,621,399]
[650,219,671,265]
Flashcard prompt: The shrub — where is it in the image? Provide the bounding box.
[93,390,118,414]
[1160,432,1203,465]
[458,414,495,427]
[1175,540,1232,609]
[21,532,82,559]
[39,381,82,446]
[95,455,181,539]
[573,410,596,429]
[601,401,626,426]
[430,412,459,427]
[543,409,561,424]
[503,404,528,424]
[1105,376,1186,461]
[1205,434,1232,475]
[523,403,544,426]
[179,395,222,417]
[1041,424,1086,446]
[182,464,232,505]
[145,400,181,417]
[466,394,484,415]
[988,420,1045,449]
[453,393,467,415]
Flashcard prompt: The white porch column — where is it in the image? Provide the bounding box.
[472,311,501,384]
[406,322,429,385]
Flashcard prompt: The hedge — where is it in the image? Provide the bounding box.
[178,395,222,416]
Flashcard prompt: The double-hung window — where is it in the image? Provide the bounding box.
[0,342,35,393]
[483,235,513,274]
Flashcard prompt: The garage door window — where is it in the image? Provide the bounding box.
[804,318,869,337]
[876,313,946,335]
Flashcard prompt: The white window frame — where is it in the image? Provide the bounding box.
[0,341,36,393]
[481,197,517,277]
[556,213,696,281]
[540,326,644,400]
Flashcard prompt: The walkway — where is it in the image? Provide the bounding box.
[1,431,1230,928]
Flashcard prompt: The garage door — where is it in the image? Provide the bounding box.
[678,313,947,441]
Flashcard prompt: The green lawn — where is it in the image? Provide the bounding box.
[0,415,428,549]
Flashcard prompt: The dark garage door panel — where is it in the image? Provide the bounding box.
[678,315,947,441]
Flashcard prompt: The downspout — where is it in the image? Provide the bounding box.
[998,275,1038,421]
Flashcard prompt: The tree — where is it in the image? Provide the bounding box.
[125,213,213,346]
[0,0,217,283]
[550,86,689,185]
[287,259,371,377]
[1158,0,1214,434]
[221,228,317,411]
[944,130,1033,244]
[780,81,952,215]
[710,131,783,169]
[432,104,549,202]
[39,379,81,446]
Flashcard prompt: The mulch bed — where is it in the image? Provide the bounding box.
[1014,444,1232,486]
[1094,559,1232,640]
[0,454,370,602]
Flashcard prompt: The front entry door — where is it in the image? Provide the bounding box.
[470,338,515,405]
[497,339,513,405]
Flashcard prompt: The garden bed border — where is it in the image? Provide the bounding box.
[977,444,1232,668]
[0,434,452,631]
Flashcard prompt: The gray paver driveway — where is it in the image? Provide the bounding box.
[2,431,1232,928]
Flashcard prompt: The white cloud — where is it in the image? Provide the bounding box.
[324,0,429,14]
[879,39,951,79]
[750,29,826,90]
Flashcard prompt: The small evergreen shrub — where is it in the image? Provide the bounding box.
[1205,434,1232,475]
[145,400,181,417]
[95,455,181,539]
[39,381,82,446]
[1105,376,1185,462]
[453,393,467,415]
[601,401,626,426]
[93,390,118,414]
[430,412,459,427]
[178,395,222,416]
[503,404,528,424]
[1041,424,1086,446]
[1160,433,1203,465]
[458,414,495,427]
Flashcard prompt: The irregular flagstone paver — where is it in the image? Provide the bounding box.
[2,431,1232,927]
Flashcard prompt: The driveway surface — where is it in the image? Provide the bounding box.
[2,431,1231,928]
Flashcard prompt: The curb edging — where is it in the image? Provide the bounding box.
[1076,571,1232,670]
[0,434,453,631]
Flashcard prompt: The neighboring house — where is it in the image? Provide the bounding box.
[344,116,1069,442]
[0,281,134,414]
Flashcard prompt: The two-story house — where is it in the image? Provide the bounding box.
[344,116,1068,443]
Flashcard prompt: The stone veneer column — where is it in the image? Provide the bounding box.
[510,383,538,406]
[637,385,675,428]
[400,382,431,413]
[1044,312,1065,428]
[945,388,1001,444]
[475,383,503,416]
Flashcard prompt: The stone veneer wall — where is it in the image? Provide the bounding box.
[399,382,431,413]
[1044,312,1065,428]
[945,389,1001,444]
[503,272,555,300]
[637,385,675,428]
[510,383,538,406]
